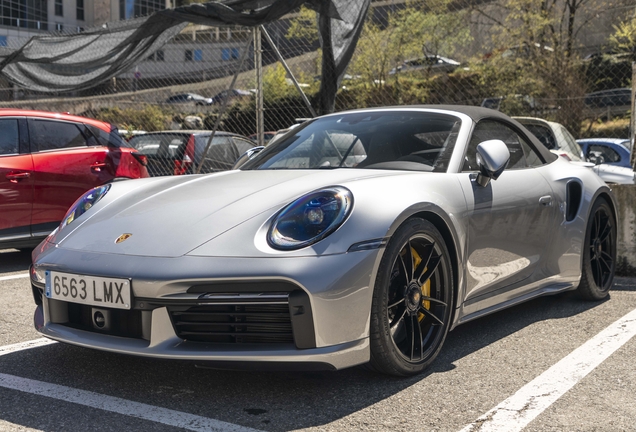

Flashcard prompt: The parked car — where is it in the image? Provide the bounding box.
[577,138,631,168]
[515,117,635,184]
[389,55,460,75]
[127,130,256,177]
[32,106,616,376]
[164,93,213,106]
[584,88,631,118]
[0,109,149,250]
[210,89,252,105]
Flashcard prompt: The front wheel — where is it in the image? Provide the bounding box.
[577,197,616,300]
[368,218,454,376]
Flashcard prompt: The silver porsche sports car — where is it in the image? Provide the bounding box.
[30,106,617,376]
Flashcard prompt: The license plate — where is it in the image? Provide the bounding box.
[45,271,131,310]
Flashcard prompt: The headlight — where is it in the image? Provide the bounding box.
[268,187,353,250]
[60,184,110,229]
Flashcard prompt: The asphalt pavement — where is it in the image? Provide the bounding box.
[1,247,635,431]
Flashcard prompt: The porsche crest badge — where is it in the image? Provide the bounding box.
[115,233,133,244]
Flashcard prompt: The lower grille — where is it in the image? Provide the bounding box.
[167,293,294,344]
[65,303,144,339]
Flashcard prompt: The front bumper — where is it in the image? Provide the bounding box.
[32,246,381,370]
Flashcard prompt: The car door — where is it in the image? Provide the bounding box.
[459,119,559,310]
[29,118,111,232]
[0,117,33,241]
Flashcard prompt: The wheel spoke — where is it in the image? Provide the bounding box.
[421,295,447,307]
[390,309,407,339]
[398,248,412,287]
[388,297,405,309]
[404,314,422,361]
[599,253,613,273]
[599,222,612,243]
[418,255,441,285]
[413,315,423,360]
[413,243,434,281]
[418,305,445,326]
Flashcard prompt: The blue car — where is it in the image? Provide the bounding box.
[577,138,631,168]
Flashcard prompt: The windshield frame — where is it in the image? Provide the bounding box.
[241,109,468,173]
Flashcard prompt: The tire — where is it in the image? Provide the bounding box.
[577,197,616,300]
[368,218,454,376]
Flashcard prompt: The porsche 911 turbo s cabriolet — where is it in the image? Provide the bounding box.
[30,106,617,376]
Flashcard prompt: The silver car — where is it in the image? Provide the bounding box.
[514,116,635,185]
[30,106,617,376]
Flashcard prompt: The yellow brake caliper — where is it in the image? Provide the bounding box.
[411,247,431,322]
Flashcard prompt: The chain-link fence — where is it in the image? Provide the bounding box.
[0,0,634,177]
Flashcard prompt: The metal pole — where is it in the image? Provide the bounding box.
[254,26,264,147]
[631,61,636,169]
[195,36,252,175]
[260,25,317,118]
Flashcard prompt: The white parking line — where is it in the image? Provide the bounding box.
[0,339,261,432]
[0,273,29,282]
[460,307,636,432]
[0,338,56,356]
[0,373,261,432]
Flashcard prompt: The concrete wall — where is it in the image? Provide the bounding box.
[612,185,636,276]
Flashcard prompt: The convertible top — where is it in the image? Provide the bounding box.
[330,105,558,164]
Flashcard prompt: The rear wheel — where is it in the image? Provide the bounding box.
[578,198,616,300]
[368,218,453,376]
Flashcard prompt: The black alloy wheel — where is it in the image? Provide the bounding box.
[578,197,616,300]
[369,218,453,376]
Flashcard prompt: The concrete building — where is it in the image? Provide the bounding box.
[0,0,169,47]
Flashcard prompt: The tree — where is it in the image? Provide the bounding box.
[286,6,319,44]
[469,0,615,134]
[349,1,472,87]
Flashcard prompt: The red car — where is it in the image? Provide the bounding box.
[0,109,149,250]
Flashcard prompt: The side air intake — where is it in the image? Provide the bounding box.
[566,181,582,222]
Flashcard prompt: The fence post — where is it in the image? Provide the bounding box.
[631,62,636,169]
[254,26,264,147]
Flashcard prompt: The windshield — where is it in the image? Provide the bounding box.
[241,111,461,172]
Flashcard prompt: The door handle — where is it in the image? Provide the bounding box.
[6,172,30,183]
[90,162,107,172]
[539,195,553,206]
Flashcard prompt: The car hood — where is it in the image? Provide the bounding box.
[55,170,397,257]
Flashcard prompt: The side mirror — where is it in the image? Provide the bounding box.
[233,146,264,170]
[475,139,510,187]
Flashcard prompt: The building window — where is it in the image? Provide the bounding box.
[0,36,7,47]
[76,0,84,21]
[0,0,48,29]
[147,50,165,62]
[120,0,166,20]
[222,48,240,61]
[55,23,63,31]
[55,0,63,17]
[185,50,202,62]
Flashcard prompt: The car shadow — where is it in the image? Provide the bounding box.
[0,248,33,273]
[0,285,621,431]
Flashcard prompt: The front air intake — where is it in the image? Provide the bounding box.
[167,293,294,344]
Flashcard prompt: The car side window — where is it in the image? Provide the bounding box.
[30,120,88,151]
[589,144,621,164]
[462,120,541,171]
[233,137,256,155]
[0,119,19,156]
